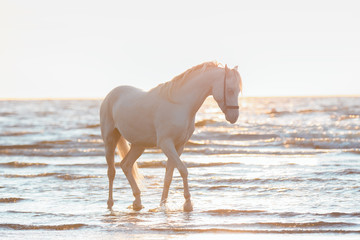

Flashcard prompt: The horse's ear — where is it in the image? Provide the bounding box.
[225,64,229,72]
[234,65,238,71]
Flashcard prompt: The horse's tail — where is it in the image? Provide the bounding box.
[117,137,143,188]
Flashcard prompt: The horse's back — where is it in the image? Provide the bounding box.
[100,84,195,147]
[105,86,144,103]
[101,85,146,111]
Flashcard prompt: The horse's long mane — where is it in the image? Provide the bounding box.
[153,61,221,102]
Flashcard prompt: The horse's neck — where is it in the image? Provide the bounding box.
[176,68,221,116]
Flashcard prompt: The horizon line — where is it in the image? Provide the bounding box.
[1,94,359,101]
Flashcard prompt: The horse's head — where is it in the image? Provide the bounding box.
[212,65,242,124]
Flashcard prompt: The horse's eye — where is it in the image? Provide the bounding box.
[228,89,234,95]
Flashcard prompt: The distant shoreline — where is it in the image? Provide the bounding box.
[1,95,359,101]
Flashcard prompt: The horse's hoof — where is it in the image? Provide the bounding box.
[107,199,114,210]
[133,200,143,211]
[133,204,143,211]
[183,200,193,212]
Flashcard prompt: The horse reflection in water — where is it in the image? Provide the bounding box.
[100,61,242,212]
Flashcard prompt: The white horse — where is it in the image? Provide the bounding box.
[100,61,242,212]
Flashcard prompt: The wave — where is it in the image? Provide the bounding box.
[0,138,106,157]
[297,109,321,114]
[0,223,86,230]
[136,161,166,168]
[0,148,104,157]
[60,161,239,169]
[248,221,356,228]
[0,140,102,149]
[0,146,342,157]
[56,174,101,180]
[0,198,25,203]
[59,163,107,168]
[192,131,280,142]
[0,131,38,137]
[266,109,323,117]
[187,162,239,168]
[34,111,56,117]
[266,106,343,116]
[344,149,360,154]
[37,140,72,145]
[207,185,234,190]
[195,119,218,127]
[266,109,291,116]
[283,138,360,150]
[204,147,339,156]
[206,176,337,185]
[151,227,360,234]
[84,124,100,129]
[0,137,357,158]
[3,172,101,180]
[203,209,360,219]
[185,141,204,146]
[205,209,265,216]
[4,173,58,178]
[0,161,47,168]
[130,160,239,169]
[337,169,360,175]
[187,147,331,155]
[323,212,360,217]
[6,210,77,218]
[0,144,50,150]
[228,133,280,141]
[0,112,15,117]
[338,114,360,121]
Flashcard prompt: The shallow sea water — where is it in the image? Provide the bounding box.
[0,97,359,239]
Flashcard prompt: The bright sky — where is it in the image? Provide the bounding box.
[1,0,359,98]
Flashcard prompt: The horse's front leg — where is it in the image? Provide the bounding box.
[161,145,184,205]
[159,140,193,212]
[160,160,175,205]
[120,144,145,211]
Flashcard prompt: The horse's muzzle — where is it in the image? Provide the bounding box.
[225,109,239,124]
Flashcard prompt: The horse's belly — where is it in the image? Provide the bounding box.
[123,132,157,148]
[116,121,157,148]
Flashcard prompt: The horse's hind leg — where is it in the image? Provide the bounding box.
[104,129,120,210]
[120,144,144,211]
